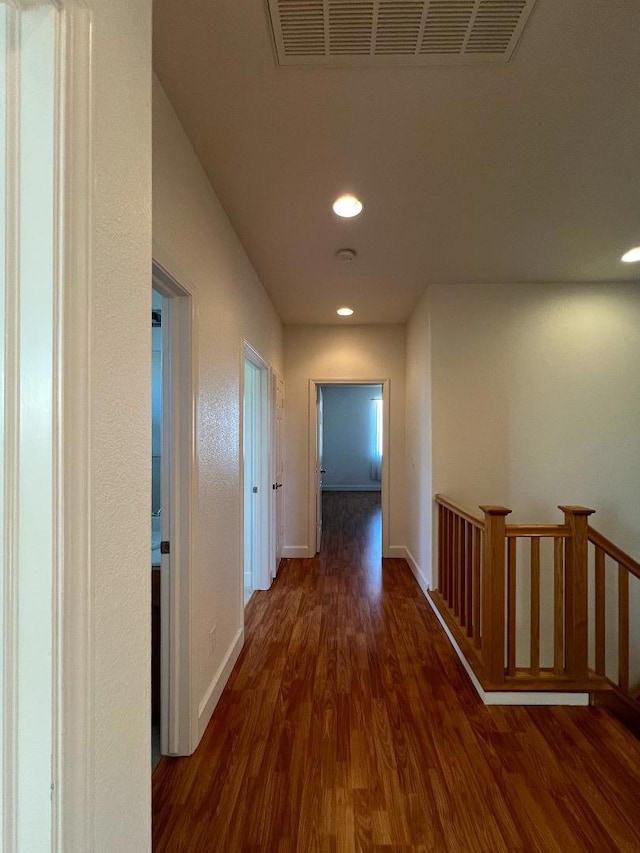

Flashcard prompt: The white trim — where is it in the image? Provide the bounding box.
[2,9,20,849]
[197,628,244,740]
[308,379,391,557]
[402,546,432,599]
[152,261,196,756]
[281,545,314,559]
[2,4,94,850]
[425,589,588,707]
[56,3,93,851]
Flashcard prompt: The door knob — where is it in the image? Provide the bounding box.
[320,469,326,474]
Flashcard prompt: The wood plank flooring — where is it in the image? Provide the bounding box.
[153,491,640,852]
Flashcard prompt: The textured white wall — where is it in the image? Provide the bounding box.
[89,1,152,849]
[428,283,640,555]
[283,325,406,556]
[152,77,283,737]
[321,384,382,490]
[405,288,433,587]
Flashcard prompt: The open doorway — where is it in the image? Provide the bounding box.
[151,290,163,769]
[151,263,195,766]
[310,380,390,557]
[243,343,270,604]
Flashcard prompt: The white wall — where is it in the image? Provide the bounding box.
[405,288,433,589]
[283,325,406,557]
[88,1,152,850]
[152,76,283,740]
[321,384,382,490]
[428,283,640,554]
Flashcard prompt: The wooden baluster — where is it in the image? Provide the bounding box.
[619,564,629,693]
[460,519,467,628]
[439,504,445,598]
[465,522,473,637]
[480,505,511,685]
[447,509,453,606]
[473,527,481,649]
[559,506,595,682]
[507,538,517,676]
[530,538,540,677]
[457,516,464,620]
[452,513,459,616]
[553,538,564,675]
[594,546,605,677]
[443,508,450,604]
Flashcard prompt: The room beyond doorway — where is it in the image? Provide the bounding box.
[310,380,390,557]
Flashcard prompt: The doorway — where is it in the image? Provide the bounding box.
[151,262,195,762]
[243,343,270,603]
[309,380,390,557]
[271,373,285,577]
[151,289,163,769]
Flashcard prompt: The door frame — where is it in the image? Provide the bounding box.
[241,342,271,604]
[270,372,285,579]
[152,261,196,756]
[308,379,391,557]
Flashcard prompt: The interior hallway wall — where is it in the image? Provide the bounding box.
[86,1,152,849]
[153,76,283,742]
[404,288,433,589]
[427,282,640,554]
[283,325,406,558]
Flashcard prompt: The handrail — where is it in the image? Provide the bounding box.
[588,527,640,580]
[434,494,484,529]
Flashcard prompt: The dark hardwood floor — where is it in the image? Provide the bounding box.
[153,490,640,852]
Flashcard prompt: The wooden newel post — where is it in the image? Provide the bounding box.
[480,505,511,685]
[559,505,595,682]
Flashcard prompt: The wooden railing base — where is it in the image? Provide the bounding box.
[429,590,611,696]
[591,687,640,741]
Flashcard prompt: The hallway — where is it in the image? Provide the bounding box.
[152,492,640,852]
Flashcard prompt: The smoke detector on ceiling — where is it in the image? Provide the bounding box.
[336,248,357,262]
[267,0,537,67]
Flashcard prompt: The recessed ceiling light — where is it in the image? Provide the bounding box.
[337,307,354,316]
[333,195,362,218]
[621,246,640,263]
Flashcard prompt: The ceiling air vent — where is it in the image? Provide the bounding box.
[267,0,536,66]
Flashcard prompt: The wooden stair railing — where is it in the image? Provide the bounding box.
[432,495,639,702]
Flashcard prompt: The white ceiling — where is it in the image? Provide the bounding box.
[153,0,640,325]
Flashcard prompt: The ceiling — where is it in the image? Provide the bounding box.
[153,0,640,325]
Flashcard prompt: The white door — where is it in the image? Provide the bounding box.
[316,386,324,553]
[273,374,285,573]
[244,360,258,597]
[243,344,270,595]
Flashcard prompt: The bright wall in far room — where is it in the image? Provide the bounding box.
[321,384,383,490]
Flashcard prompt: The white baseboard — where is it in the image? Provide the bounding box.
[403,546,431,597]
[385,544,408,560]
[198,627,244,740]
[282,545,314,559]
[424,593,588,707]
[322,485,382,492]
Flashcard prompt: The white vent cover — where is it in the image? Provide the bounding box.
[267,0,536,66]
